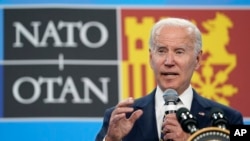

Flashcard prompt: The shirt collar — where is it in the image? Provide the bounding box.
[155,85,165,110]
[178,85,193,110]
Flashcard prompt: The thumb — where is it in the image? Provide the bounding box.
[129,109,143,123]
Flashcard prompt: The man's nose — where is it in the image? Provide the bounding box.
[164,53,174,65]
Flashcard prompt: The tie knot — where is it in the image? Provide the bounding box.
[177,98,181,103]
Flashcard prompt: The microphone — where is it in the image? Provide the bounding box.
[163,89,179,114]
[162,90,178,141]
[210,107,229,130]
[176,107,198,134]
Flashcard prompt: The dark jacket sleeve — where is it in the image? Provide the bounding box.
[95,107,114,141]
[224,107,244,125]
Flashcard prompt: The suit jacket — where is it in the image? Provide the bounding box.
[95,88,243,141]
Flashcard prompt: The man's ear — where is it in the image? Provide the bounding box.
[149,49,153,69]
[195,50,202,70]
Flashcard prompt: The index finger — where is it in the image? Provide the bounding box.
[116,97,134,108]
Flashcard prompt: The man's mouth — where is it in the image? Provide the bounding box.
[161,72,178,76]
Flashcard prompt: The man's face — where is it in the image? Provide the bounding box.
[150,26,202,94]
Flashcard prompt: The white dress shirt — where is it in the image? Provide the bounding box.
[155,85,193,138]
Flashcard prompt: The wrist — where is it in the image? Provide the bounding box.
[105,135,121,141]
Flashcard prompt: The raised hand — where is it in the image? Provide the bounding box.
[105,97,143,141]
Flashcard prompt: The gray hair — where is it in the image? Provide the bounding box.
[149,17,202,55]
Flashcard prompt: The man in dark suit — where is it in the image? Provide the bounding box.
[95,17,243,141]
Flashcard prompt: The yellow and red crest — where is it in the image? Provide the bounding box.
[121,9,249,117]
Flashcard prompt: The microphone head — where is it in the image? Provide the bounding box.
[176,107,189,120]
[210,107,228,129]
[177,107,198,134]
[163,89,178,105]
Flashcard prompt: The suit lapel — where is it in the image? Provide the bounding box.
[133,90,159,140]
[190,89,212,128]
